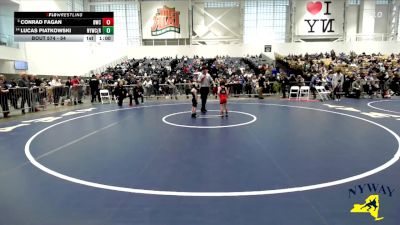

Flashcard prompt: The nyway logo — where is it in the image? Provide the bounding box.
[348,183,395,221]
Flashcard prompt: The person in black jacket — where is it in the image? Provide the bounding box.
[392,73,400,95]
[280,74,289,98]
[152,77,160,97]
[0,74,10,118]
[113,82,127,107]
[257,75,265,99]
[133,82,144,105]
[18,73,32,114]
[89,75,101,103]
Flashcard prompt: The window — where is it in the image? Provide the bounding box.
[376,0,391,5]
[67,0,85,11]
[74,0,84,11]
[204,1,239,8]
[243,0,289,43]
[398,9,400,40]
[90,0,140,45]
[67,0,73,11]
[347,0,360,5]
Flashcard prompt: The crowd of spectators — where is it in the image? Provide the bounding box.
[94,55,275,98]
[0,55,274,118]
[277,50,400,99]
[2,51,399,118]
[0,73,93,117]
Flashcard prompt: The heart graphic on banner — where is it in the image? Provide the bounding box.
[307,1,322,15]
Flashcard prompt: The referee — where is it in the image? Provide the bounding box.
[197,66,214,113]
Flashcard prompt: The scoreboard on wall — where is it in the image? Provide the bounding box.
[14,12,114,42]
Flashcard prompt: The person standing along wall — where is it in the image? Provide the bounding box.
[50,76,62,106]
[332,69,344,101]
[257,74,265,99]
[0,75,10,118]
[89,75,101,103]
[70,76,80,105]
[77,76,84,104]
[18,73,31,114]
[143,77,152,98]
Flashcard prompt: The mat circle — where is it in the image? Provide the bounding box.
[24,103,400,197]
[367,100,400,114]
[162,110,257,129]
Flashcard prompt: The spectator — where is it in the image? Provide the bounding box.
[142,77,152,97]
[89,75,101,103]
[310,73,318,99]
[18,73,32,114]
[49,76,63,106]
[114,81,127,107]
[133,82,144,105]
[296,75,305,86]
[0,74,10,118]
[351,77,362,99]
[70,76,81,105]
[257,74,265,99]
[392,73,400,95]
[332,69,344,101]
[280,73,289,98]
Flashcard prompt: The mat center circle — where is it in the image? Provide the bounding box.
[162,110,257,128]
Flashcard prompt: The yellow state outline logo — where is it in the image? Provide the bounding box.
[350,194,384,221]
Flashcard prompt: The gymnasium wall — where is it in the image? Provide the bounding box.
[0,3,16,38]
[23,42,128,76]
[0,45,25,61]
[0,46,26,74]
[0,1,25,74]
[0,59,16,74]
[273,41,400,55]
[126,42,400,59]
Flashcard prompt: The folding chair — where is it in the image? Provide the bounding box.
[299,86,310,100]
[99,89,112,104]
[315,86,330,101]
[289,86,300,100]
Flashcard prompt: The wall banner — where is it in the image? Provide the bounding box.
[141,1,189,39]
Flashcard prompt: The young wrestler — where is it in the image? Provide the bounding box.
[218,80,229,117]
[191,83,198,118]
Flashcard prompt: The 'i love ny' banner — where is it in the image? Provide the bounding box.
[295,0,344,36]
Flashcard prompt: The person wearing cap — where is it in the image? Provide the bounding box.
[197,66,214,113]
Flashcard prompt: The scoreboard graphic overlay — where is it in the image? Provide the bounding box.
[14,12,114,42]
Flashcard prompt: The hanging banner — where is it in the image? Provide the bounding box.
[295,0,344,36]
[141,1,189,39]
